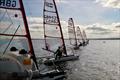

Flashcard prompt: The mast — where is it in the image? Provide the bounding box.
[53,0,67,55]
[19,0,38,69]
[71,18,77,46]
[43,0,47,49]
[83,30,87,42]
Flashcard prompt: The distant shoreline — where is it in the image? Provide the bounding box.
[0,38,119,40]
[32,38,120,40]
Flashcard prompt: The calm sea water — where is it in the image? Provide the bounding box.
[0,39,120,80]
[32,39,120,80]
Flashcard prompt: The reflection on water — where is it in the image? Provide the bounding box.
[0,39,119,80]
[34,40,120,80]
[65,40,120,80]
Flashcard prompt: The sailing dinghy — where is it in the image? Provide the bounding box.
[0,0,66,79]
[0,0,39,79]
[43,0,79,65]
[68,18,82,50]
[82,30,89,45]
[76,26,85,46]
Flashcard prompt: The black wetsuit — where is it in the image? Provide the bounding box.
[55,49,62,60]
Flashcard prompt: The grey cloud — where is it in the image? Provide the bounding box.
[115,25,120,28]
[87,26,108,31]
[86,25,112,35]
[90,31,112,35]
[95,0,120,8]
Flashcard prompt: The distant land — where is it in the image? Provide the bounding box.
[32,38,120,40]
[88,38,120,40]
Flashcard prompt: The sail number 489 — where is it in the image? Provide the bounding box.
[0,0,16,7]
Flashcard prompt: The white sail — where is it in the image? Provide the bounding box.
[0,0,29,53]
[0,0,39,70]
[76,26,84,43]
[68,18,77,46]
[82,30,87,42]
[43,0,67,55]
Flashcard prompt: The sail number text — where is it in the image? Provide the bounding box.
[0,0,16,7]
[44,15,58,23]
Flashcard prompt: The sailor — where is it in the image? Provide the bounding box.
[78,42,82,47]
[8,46,20,57]
[9,47,34,70]
[10,46,18,51]
[19,49,28,55]
[54,46,63,60]
[83,41,86,46]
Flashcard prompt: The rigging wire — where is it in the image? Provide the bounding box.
[2,25,20,55]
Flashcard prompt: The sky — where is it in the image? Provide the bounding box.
[1,0,119,39]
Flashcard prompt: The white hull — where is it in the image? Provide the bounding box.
[44,55,79,65]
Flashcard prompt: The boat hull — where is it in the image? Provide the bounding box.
[44,55,79,65]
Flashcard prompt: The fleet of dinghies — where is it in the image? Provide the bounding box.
[0,0,89,80]
[68,18,89,50]
[76,26,85,46]
[0,0,66,80]
[68,18,79,50]
[42,0,79,66]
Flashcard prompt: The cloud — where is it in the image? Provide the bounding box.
[87,26,108,31]
[113,23,120,28]
[87,27,111,35]
[115,25,120,28]
[85,23,120,36]
[27,17,43,24]
[55,0,68,4]
[27,17,43,31]
[26,16,68,38]
[95,0,120,8]
[84,23,120,38]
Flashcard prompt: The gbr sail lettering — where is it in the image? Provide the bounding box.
[0,0,16,8]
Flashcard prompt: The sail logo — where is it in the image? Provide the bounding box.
[45,2,53,8]
[0,0,16,8]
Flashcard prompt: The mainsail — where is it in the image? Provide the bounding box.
[0,0,38,69]
[68,18,77,46]
[82,30,87,43]
[76,26,84,44]
[43,0,67,55]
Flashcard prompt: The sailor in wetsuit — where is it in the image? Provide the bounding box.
[54,46,63,60]
[78,42,82,47]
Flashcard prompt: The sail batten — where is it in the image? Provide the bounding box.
[44,10,56,13]
[0,7,20,10]
[0,33,26,37]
